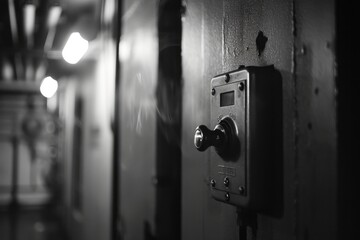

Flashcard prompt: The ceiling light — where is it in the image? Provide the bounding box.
[23,4,36,47]
[62,32,89,64]
[47,6,62,28]
[40,76,58,98]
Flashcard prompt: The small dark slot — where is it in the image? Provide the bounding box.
[220,91,235,107]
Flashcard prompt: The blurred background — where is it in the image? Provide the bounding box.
[1,1,116,240]
[0,0,357,240]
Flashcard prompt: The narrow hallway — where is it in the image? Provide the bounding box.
[1,0,357,240]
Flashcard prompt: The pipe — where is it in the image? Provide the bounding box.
[23,3,36,48]
[8,0,24,79]
[44,6,62,51]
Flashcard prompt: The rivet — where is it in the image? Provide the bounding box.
[210,179,216,187]
[225,74,230,83]
[225,192,230,201]
[300,45,306,55]
[238,82,245,91]
[224,177,230,187]
[239,186,245,195]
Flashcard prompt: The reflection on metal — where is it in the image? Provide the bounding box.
[122,0,144,21]
[119,1,159,239]
[119,39,131,61]
[103,0,116,24]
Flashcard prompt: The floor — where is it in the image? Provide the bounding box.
[0,204,67,240]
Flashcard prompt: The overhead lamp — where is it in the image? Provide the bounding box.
[44,6,62,51]
[47,6,62,28]
[23,3,36,47]
[62,32,89,64]
[40,76,58,98]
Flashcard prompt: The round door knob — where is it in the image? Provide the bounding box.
[194,128,205,149]
[194,125,226,152]
[194,117,240,159]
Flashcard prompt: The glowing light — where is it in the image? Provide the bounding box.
[23,4,36,47]
[47,6,62,28]
[40,76,58,98]
[119,39,131,61]
[62,32,88,64]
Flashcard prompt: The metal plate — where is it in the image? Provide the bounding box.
[210,70,249,205]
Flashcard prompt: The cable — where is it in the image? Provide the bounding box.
[237,208,247,240]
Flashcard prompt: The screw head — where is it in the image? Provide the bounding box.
[211,88,216,95]
[223,177,230,187]
[239,186,245,195]
[238,82,245,91]
[225,192,230,201]
[225,74,230,83]
[300,45,306,55]
[210,179,216,187]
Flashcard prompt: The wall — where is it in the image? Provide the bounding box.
[117,1,184,239]
[118,0,158,239]
[181,0,337,239]
[116,0,338,239]
[59,19,116,240]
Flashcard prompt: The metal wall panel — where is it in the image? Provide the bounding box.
[116,0,337,239]
[181,0,337,239]
[119,0,158,239]
[295,0,337,239]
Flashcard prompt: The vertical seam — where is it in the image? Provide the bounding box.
[291,0,299,239]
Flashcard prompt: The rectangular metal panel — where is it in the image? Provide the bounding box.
[210,71,248,203]
[182,0,337,239]
[119,1,158,239]
[209,67,282,215]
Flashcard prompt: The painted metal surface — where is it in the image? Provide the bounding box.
[155,1,182,239]
[119,0,158,239]
[181,0,337,239]
[115,0,337,239]
[295,0,337,239]
[117,1,183,239]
